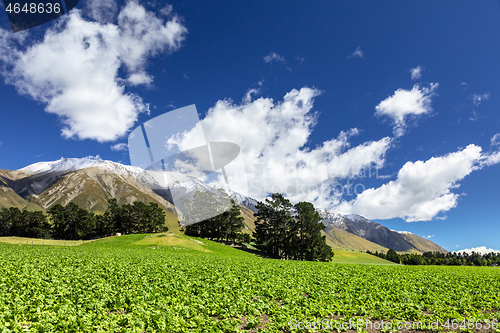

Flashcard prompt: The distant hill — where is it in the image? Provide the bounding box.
[317,210,447,253]
[1,158,447,253]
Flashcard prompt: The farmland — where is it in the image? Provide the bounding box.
[0,234,499,332]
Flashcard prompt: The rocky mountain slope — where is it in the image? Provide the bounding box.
[318,210,447,253]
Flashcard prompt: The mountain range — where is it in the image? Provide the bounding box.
[0,158,447,253]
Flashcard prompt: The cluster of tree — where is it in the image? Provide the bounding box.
[0,208,51,239]
[0,199,167,240]
[183,193,251,243]
[253,193,333,262]
[368,249,500,266]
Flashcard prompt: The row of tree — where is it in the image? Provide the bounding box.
[182,192,333,262]
[183,194,251,243]
[0,199,167,240]
[368,250,500,266]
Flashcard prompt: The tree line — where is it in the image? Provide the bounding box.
[183,194,251,244]
[0,199,167,240]
[182,192,333,262]
[368,249,500,266]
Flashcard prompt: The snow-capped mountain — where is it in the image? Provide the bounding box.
[1,158,258,232]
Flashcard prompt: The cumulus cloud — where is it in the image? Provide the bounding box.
[471,93,490,106]
[170,87,392,208]
[409,66,422,80]
[337,144,483,221]
[349,46,364,59]
[110,143,128,151]
[453,246,500,255]
[263,52,285,63]
[0,1,187,142]
[375,83,438,137]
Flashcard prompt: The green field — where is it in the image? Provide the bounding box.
[329,249,398,265]
[0,234,499,332]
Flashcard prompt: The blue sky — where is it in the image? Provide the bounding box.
[0,0,499,251]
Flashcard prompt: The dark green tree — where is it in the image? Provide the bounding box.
[293,202,333,261]
[253,193,294,259]
[184,198,246,242]
[22,211,51,238]
[48,203,95,240]
[386,249,400,264]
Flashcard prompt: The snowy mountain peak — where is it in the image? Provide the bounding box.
[344,213,376,224]
[20,157,101,174]
[19,157,145,178]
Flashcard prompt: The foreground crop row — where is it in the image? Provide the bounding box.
[0,238,499,332]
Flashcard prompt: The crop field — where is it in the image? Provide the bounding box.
[0,234,499,332]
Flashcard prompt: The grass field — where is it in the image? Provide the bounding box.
[329,248,398,265]
[0,234,498,332]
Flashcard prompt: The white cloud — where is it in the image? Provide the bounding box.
[482,151,500,166]
[479,134,500,166]
[337,144,483,221]
[127,72,153,86]
[110,143,128,151]
[349,46,364,59]
[453,246,500,255]
[83,155,102,160]
[117,1,186,72]
[243,88,260,104]
[0,1,187,142]
[84,0,118,23]
[409,66,422,80]
[423,234,434,239]
[491,133,500,146]
[375,83,438,137]
[471,93,490,106]
[171,87,392,208]
[263,52,285,63]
